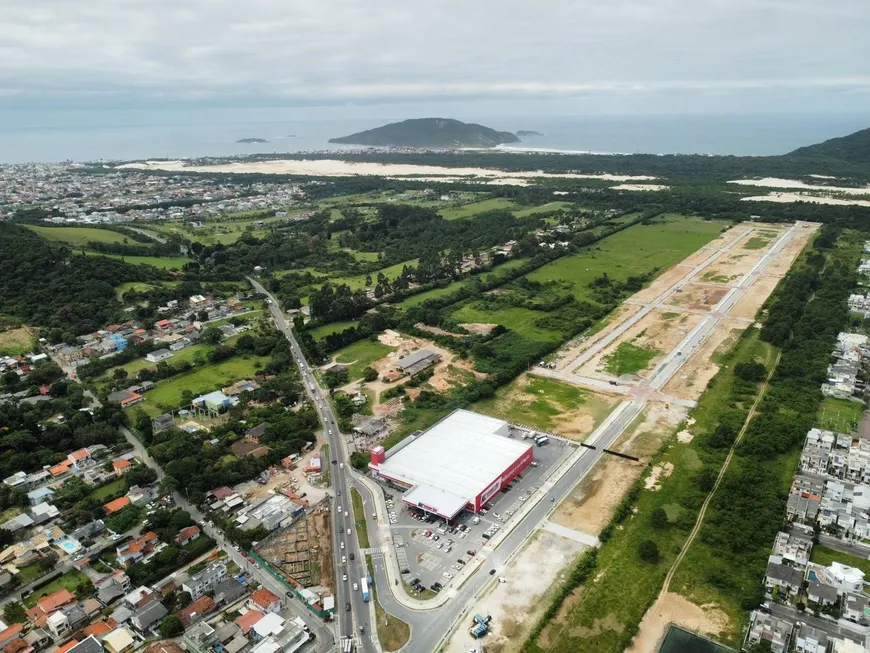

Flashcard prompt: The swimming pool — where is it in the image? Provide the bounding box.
[59,539,80,554]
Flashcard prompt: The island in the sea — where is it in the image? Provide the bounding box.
[328,118,520,148]
[516,130,543,138]
[236,138,269,144]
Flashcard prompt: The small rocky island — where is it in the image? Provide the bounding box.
[236,138,269,144]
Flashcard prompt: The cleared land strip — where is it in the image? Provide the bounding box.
[627,348,781,653]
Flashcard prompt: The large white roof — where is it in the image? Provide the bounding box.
[375,410,531,514]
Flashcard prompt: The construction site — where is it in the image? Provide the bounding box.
[254,498,335,593]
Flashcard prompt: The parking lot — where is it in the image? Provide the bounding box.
[377,431,574,593]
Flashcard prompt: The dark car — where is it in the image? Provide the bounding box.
[332,459,338,464]
[489,569,496,575]
[345,602,351,611]
[350,553,355,560]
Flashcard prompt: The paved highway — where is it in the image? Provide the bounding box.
[249,278,376,653]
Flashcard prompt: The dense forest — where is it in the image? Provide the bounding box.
[0,224,166,336]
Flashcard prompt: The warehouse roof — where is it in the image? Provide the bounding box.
[372,409,531,517]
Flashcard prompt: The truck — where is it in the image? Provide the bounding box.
[341,637,354,652]
[360,577,370,602]
[470,615,491,639]
[535,435,549,446]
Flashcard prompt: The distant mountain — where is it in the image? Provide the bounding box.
[328,118,520,148]
[236,138,268,144]
[788,127,870,163]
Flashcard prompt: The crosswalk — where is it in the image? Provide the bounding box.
[360,546,385,555]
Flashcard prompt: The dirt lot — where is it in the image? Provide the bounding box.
[443,529,588,653]
[553,304,642,372]
[573,310,703,382]
[626,592,731,653]
[674,227,748,269]
[552,403,685,534]
[661,323,742,401]
[663,284,729,311]
[254,500,334,592]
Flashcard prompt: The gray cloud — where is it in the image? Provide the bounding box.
[1,0,868,110]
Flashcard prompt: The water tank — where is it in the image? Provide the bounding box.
[371,446,386,465]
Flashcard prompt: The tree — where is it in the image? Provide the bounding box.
[201,326,222,345]
[638,539,660,563]
[362,366,378,382]
[734,361,767,382]
[3,601,25,624]
[159,614,185,637]
[650,507,669,529]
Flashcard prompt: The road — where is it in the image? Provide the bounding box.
[768,602,868,643]
[249,278,375,653]
[126,227,167,243]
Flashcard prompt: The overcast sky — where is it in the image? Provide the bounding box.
[3,0,869,116]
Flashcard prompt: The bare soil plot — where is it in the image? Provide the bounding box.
[574,310,703,382]
[443,529,587,653]
[553,304,642,372]
[254,501,334,592]
[552,403,686,534]
[670,227,746,269]
[626,592,731,653]
[0,326,35,356]
[663,284,728,311]
[661,324,742,401]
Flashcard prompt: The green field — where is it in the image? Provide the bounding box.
[350,488,370,549]
[25,570,91,607]
[810,545,870,577]
[472,375,616,436]
[452,304,563,343]
[329,259,419,291]
[96,342,217,387]
[307,320,360,341]
[86,251,191,270]
[114,282,158,298]
[816,396,864,433]
[88,478,127,501]
[439,198,517,220]
[526,215,725,302]
[512,201,576,217]
[0,327,34,356]
[604,342,659,375]
[128,354,269,416]
[27,225,132,246]
[333,340,395,380]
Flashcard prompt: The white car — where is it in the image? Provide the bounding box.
[343,574,348,582]
[234,545,240,552]
[442,572,453,579]
[347,528,351,535]
[337,506,342,513]
[342,556,346,563]
[341,542,345,550]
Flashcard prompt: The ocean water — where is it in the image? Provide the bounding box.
[0,107,865,164]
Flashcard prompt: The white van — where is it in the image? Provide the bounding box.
[353,582,358,591]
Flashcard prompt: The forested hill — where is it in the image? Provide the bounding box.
[328,118,520,148]
[0,223,164,337]
[788,126,870,164]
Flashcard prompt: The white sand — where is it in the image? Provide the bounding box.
[741,192,870,207]
[118,158,656,183]
[729,177,870,195]
[611,183,670,191]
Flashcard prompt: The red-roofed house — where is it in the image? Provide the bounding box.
[155,319,170,330]
[67,448,91,466]
[116,532,158,566]
[235,610,264,634]
[174,526,200,546]
[54,641,79,653]
[112,459,131,477]
[49,461,73,478]
[4,637,32,653]
[104,496,130,515]
[177,595,214,627]
[26,589,76,627]
[208,487,234,501]
[82,621,114,638]
[248,588,280,613]
[38,385,50,396]
[0,624,23,649]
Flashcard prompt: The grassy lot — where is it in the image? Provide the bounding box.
[329,259,419,291]
[366,555,411,651]
[25,570,91,607]
[526,329,776,652]
[320,444,330,486]
[526,215,725,302]
[816,396,864,433]
[397,258,528,308]
[604,342,660,375]
[114,281,158,298]
[351,488,370,549]
[452,304,564,343]
[439,197,516,220]
[307,320,360,341]
[96,342,217,388]
[512,201,576,217]
[333,340,395,381]
[88,478,127,502]
[16,563,45,584]
[0,327,34,356]
[810,545,870,577]
[85,251,191,270]
[128,354,269,416]
[26,225,132,246]
[472,375,616,436]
